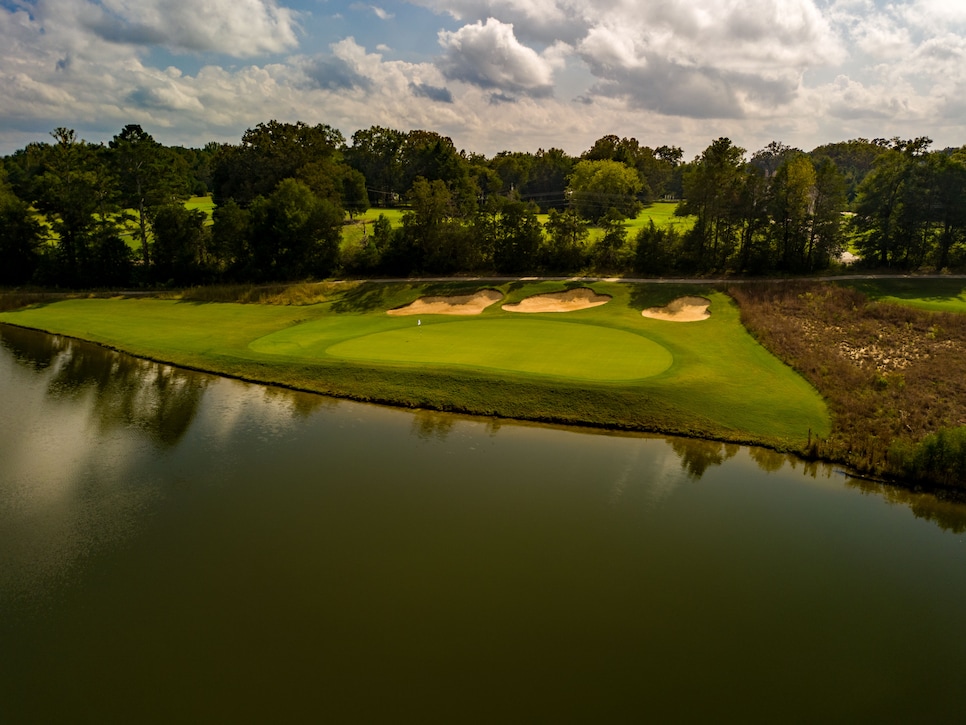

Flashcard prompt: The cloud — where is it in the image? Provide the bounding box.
[298,54,371,91]
[2,0,966,160]
[410,82,453,103]
[350,4,394,21]
[572,0,842,119]
[824,75,916,120]
[71,0,300,57]
[437,17,557,96]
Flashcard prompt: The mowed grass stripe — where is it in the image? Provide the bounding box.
[324,319,673,381]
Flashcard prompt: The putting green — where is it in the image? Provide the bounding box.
[323,319,673,381]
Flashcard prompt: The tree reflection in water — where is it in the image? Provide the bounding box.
[1,325,207,448]
[669,438,740,479]
[4,323,966,532]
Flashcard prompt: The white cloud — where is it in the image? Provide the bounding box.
[437,17,557,96]
[47,0,300,57]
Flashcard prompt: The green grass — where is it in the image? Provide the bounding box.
[840,278,966,313]
[268,318,673,381]
[536,201,696,243]
[341,208,406,249]
[0,280,829,449]
[184,195,215,222]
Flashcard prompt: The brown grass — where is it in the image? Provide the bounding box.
[730,282,966,481]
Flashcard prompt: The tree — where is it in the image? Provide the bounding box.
[582,134,675,201]
[543,207,588,270]
[491,199,543,273]
[923,150,966,270]
[852,140,932,268]
[808,158,848,270]
[249,179,342,280]
[678,138,747,270]
[769,154,818,272]
[32,128,119,285]
[398,177,455,272]
[88,223,133,287]
[109,124,190,266]
[522,148,573,210]
[568,159,643,223]
[634,220,679,275]
[0,169,44,285]
[151,205,210,284]
[489,152,532,200]
[211,199,252,279]
[345,126,406,206]
[341,167,370,219]
[211,120,345,206]
[592,209,629,270]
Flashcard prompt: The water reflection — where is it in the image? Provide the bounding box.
[1,325,206,448]
[847,477,966,533]
[670,438,740,478]
[4,323,966,722]
[3,322,966,538]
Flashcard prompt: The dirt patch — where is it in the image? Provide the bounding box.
[387,289,503,316]
[502,287,611,313]
[642,296,711,322]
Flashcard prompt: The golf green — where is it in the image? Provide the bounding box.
[321,319,672,381]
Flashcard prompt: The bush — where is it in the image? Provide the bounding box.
[890,427,966,488]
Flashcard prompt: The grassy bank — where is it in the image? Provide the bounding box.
[0,280,827,451]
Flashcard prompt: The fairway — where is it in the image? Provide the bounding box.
[842,278,966,313]
[325,319,673,381]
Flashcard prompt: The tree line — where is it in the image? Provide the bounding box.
[1,121,965,288]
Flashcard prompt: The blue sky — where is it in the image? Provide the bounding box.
[2,0,965,158]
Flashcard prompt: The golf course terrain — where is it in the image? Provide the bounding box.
[0,280,829,450]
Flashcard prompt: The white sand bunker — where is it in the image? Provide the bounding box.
[642,296,711,322]
[503,287,612,313]
[387,289,503,316]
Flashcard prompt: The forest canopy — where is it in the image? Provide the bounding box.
[2,122,964,287]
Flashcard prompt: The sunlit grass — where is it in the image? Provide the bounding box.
[841,278,966,313]
[0,280,829,449]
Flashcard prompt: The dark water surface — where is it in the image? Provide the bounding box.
[2,324,966,723]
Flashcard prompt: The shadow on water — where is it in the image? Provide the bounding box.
[1,324,207,448]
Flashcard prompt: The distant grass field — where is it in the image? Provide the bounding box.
[341,208,406,249]
[841,278,966,313]
[0,280,828,449]
[118,195,215,251]
[80,199,692,254]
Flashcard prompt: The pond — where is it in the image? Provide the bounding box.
[2,323,965,722]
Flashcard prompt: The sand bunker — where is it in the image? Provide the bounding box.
[387,289,503,316]
[502,287,612,313]
[641,296,711,322]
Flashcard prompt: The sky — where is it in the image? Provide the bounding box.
[1,0,965,159]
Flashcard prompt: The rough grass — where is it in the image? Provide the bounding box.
[730,281,966,485]
[0,280,828,450]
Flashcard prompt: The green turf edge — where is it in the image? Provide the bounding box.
[0,281,830,453]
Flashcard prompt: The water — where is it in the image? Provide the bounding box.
[2,323,965,723]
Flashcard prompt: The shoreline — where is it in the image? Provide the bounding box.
[3,276,966,498]
[0,316,933,498]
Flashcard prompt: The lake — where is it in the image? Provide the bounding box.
[2,323,966,723]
